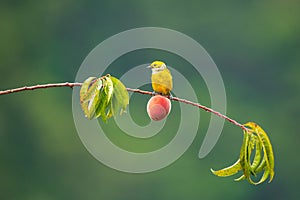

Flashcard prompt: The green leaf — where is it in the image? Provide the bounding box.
[255,158,266,174]
[255,165,270,185]
[109,76,129,116]
[80,77,103,119]
[94,84,107,119]
[234,175,245,182]
[239,131,249,179]
[80,77,96,103]
[251,136,262,173]
[94,76,111,122]
[211,159,242,177]
[104,75,114,104]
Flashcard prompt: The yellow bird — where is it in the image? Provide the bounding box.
[147,61,173,96]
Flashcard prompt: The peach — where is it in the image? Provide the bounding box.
[147,95,171,121]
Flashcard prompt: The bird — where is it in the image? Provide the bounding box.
[147,61,173,96]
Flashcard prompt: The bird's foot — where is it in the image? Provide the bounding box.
[151,91,157,96]
[152,91,164,96]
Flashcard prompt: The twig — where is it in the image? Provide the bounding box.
[0,82,83,95]
[0,82,248,131]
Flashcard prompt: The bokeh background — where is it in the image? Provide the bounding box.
[1,0,299,199]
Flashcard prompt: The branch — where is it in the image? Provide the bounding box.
[0,82,248,131]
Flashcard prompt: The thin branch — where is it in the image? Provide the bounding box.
[0,82,83,95]
[0,82,248,131]
[126,88,248,131]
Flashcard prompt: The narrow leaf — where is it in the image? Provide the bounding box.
[211,159,242,177]
[240,130,251,181]
[250,137,262,173]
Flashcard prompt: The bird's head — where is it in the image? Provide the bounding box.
[147,61,167,73]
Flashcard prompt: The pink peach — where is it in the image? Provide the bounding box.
[147,95,171,121]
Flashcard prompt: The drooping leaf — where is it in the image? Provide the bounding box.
[255,158,266,174]
[251,136,262,173]
[211,159,242,177]
[234,175,246,182]
[239,130,251,181]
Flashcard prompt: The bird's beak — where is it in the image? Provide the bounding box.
[147,65,152,69]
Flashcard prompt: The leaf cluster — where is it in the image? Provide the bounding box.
[211,122,275,185]
[80,74,129,121]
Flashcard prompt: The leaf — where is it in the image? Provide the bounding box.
[80,77,96,104]
[255,164,270,185]
[94,83,107,120]
[109,76,129,117]
[211,159,242,177]
[80,77,103,119]
[255,158,266,174]
[251,136,262,173]
[235,136,261,182]
[94,76,113,122]
[234,174,245,182]
[239,130,252,182]
[104,75,114,104]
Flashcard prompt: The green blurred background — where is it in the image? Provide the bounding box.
[1,0,299,199]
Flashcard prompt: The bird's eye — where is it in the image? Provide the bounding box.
[154,64,157,67]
